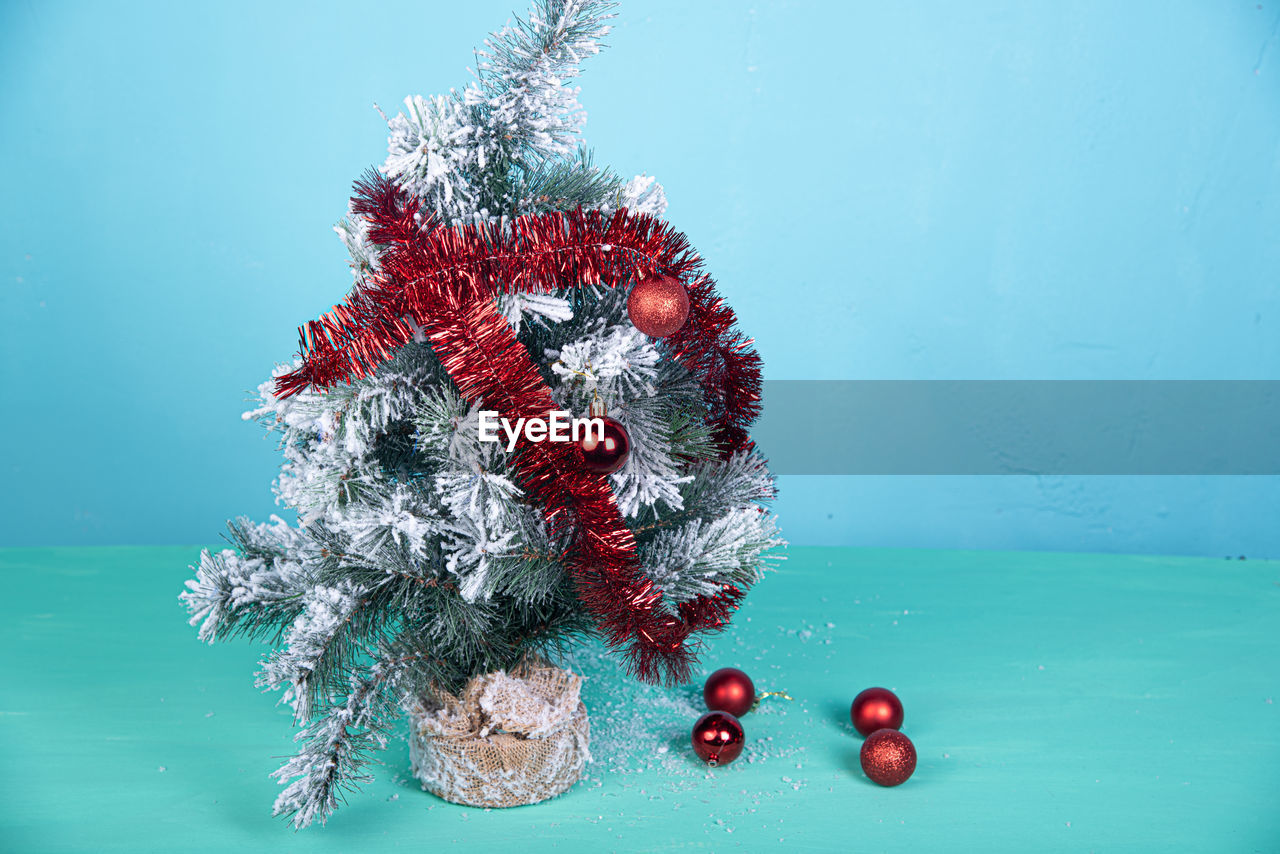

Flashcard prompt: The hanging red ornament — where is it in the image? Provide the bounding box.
[860,728,916,787]
[703,667,755,717]
[579,415,630,475]
[627,275,690,338]
[691,711,745,767]
[850,687,904,737]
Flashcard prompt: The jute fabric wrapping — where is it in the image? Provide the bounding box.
[407,662,590,808]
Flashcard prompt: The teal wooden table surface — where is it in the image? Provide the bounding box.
[2,546,1277,853]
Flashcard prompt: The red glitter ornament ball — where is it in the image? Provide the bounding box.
[578,416,630,474]
[860,728,916,786]
[703,667,756,717]
[627,276,690,338]
[851,687,904,737]
[691,711,745,767]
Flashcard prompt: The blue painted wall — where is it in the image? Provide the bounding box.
[3,1,1277,555]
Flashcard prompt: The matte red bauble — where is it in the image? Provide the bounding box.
[627,276,690,338]
[703,667,756,717]
[851,687,904,737]
[579,416,630,474]
[691,711,745,767]
[860,728,916,786]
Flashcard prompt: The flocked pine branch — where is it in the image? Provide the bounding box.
[257,579,374,723]
[640,508,782,604]
[382,0,616,221]
[270,655,403,828]
[181,516,306,643]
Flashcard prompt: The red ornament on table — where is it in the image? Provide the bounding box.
[579,415,630,475]
[627,275,690,338]
[860,728,916,786]
[703,667,755,718]
[850,686,904,737]
[691,711,745,767]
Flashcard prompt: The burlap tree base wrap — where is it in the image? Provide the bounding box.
[406,662,590,808]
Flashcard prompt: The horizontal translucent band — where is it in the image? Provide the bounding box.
[753,381,1280,475]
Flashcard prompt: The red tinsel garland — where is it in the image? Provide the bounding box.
[276,173,764,684]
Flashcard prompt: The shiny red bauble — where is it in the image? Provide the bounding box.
[860,728,916,786]
[627,276,690,338]
[703,667,756,718]
[691,711,745,767]
[578,416,630,475]
[850,686,904,737]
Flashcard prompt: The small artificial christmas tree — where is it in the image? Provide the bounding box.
[181,0,779,827]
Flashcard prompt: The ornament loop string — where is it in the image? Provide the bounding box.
[750,690,794,712]
[551,360,607,413]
